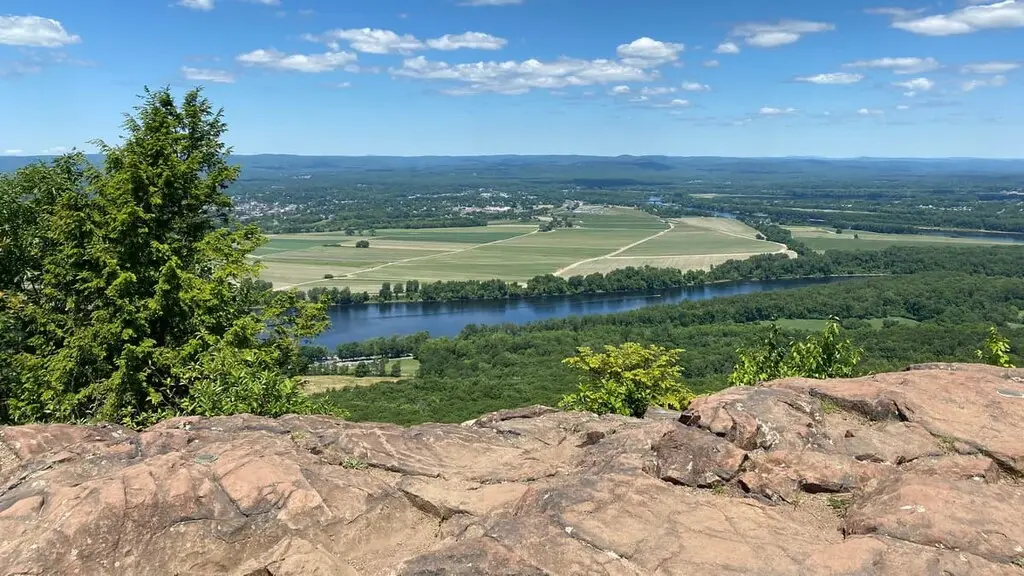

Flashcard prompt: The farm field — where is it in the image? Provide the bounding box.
[558,217,786,277]
[788,226,1023,251]
[255,207,787,290]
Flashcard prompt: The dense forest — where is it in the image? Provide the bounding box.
[318,273,1024,425]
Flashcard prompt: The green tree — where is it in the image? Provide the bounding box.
[355,240,370,248]
[729,318,862,386]
[0,87,339,426]
[976,327,1015,368]
[783,318,862,379]
[354,362,371,377]
[389,361,402,378]
[378,282,393,302]
[728,324,789,387]
[558,343,694,418]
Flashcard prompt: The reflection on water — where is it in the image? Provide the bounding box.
[313,277,851,347]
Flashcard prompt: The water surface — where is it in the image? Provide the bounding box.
[313,277,850,347]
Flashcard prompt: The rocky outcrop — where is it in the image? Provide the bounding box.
[1,363,1022,575]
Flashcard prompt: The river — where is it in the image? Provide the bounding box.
[312,277,851,348]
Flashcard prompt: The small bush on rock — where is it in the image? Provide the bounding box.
[558,343,694,418]
[729,318,862,386]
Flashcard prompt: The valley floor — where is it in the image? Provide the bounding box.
[255,207,784,290]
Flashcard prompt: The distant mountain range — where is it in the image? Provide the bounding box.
[3,154,1023,180]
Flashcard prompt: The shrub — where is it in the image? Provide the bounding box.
[558,343,694,418]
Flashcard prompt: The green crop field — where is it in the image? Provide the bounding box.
[788,226,1022,251]
[255,207,788,290]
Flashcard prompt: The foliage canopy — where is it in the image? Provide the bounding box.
[558,343,694,418]
[729,318,862,386]
[0,87,337,427]
[976,327,1015,368]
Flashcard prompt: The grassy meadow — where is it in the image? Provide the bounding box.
[302,358,421,393]
[788,226,1023,251]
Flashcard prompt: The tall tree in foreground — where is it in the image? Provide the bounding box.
[0,87,337,426]
[558,343,694,418]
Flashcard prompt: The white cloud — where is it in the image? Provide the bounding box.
[641,86,676,95]
[391,55,655,94]
[858,108,885,116]
[182,66,235,83]
[714,42,740,54]
[179,0,215,10]
[795,72,863,84]
[629,95,650,103]
[865,7,926,20]
[893,77,935,91]
[2,149,23,155]
[680,81,710,91]
[963,74,1008,91]
[731,20,834,48]
[960,61,1019,74]
[759,106,797,115]
[180,0,279,6]
[656,99,691,108]
[42,146,70,155]
[306,28,507,54]
[890,0,1024,36]
[426,32,507,50]
[237,49,357,73]
[0,15,81,47]
[896,104,910,110]
[702,59,720,68]
[459,0,523,5]
[616,37,684,67]
[843,57,940,74]
[310,28,425,54]
[610,85,631,94]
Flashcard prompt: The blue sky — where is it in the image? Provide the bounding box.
[1,0,1022,157]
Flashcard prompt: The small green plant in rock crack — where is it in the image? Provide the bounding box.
[342,457,369,470]
[820,399,841,415]
[935,435,958,455]
[826,495,852,518]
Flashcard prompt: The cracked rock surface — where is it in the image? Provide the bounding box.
[1,363,1023,575]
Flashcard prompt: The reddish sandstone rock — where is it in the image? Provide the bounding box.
[681,386,830,451]
[1,364,1022,575]
[773,363,1024,474]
